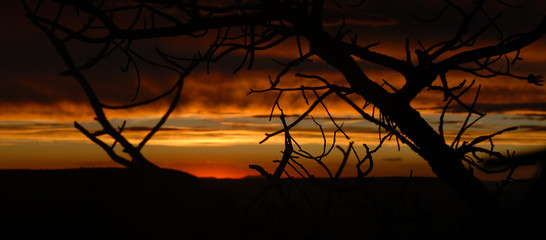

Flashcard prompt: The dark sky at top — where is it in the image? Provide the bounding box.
[1,0,545,120]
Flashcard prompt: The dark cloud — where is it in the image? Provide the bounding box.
[251,114,301,119]
[0,122,71,130]
[523,114,546,120]
[122,126,220,132]
[517,125,546,132]
[443,102,546,113]
[381,157,403,162]
[323,9,398,27]
[320,0,546,62]
[251,115,364,121]
[1,0,545,120]
[503,114,546,121]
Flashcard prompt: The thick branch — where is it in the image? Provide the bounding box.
[27,6,158,168]
[342,42,412,74]
[74,121,132,168]
[439,17,546,69]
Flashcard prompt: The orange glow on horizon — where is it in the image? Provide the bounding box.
[1,0,545,181]
[178,166,258,179]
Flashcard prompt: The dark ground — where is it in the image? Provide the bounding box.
[0,168,542,239]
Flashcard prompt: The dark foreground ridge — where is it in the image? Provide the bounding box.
[0,168,237,239]
[0,168,542,239]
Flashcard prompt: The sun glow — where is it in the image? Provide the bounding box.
[1,0,546,180]
[1,110,544,179]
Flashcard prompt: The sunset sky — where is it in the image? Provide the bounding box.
[1,0,545,179]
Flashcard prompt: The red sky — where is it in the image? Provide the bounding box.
[1,0,545,179]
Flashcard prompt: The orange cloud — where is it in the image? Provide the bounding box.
[1,0,545,180]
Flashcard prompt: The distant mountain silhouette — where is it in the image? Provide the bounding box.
[0,168,238,239]
[1,168,543,239]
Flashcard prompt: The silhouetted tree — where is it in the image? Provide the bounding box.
[25,0,545,235]
[24,0,224,169]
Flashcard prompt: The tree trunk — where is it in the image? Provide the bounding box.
[306,31,505,236]
[131,155,161,170]
[375,96,507,238]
